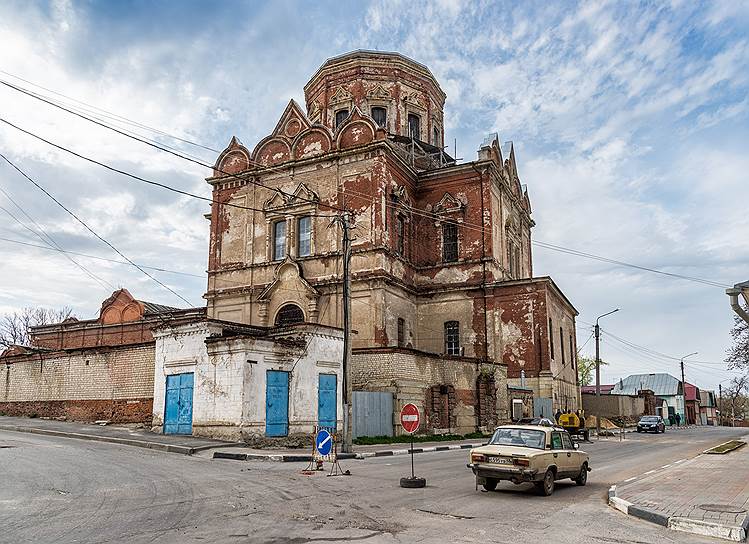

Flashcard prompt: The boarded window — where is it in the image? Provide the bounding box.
[569,335,575,369]
[407,113,420,139]
[275,304,304,326]
[297,216,311,257]
[397,317,405,347]
[371,106,387,128]
[273,220,286,260]
[335,109,349,128]
[396,215,405,255]
[444,321,460,356]
[442,222,458,263]
[549,318,555,360]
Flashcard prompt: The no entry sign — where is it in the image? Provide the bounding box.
[400,403,420,434]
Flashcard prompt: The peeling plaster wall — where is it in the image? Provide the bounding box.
[153,322,343,441]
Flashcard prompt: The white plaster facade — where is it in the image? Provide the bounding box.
[152,320,343,441]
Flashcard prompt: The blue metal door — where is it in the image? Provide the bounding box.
[164,373,193,434]
[318,374,337,429]
[266,370,289,436]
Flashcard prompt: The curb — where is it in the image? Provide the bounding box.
[608,484,748,542]
[0,424,239,455]
[212,442,482,462]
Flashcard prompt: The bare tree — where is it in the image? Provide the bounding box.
[726,306,749,372]
[720,374,749,425]
[0,307,75,349]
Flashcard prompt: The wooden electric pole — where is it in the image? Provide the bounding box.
[340,212,354,453]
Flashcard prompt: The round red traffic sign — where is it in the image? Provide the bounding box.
[400,403,420,434]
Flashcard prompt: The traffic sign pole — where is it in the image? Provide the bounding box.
[399,403,425,488]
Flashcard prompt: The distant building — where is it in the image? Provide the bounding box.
[684,382,702,425]
[699,389,718,426]
[610,373,685,425]
[0,289,203,423]
[580,384,614,395]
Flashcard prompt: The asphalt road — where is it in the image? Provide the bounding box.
[1,426,745,543]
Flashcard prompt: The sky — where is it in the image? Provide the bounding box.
[0,0,747,390]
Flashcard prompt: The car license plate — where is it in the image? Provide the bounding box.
[488,456,512,465]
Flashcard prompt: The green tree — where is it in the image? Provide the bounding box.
[577,356,608,386]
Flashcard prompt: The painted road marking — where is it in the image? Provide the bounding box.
[673,458,687,464]
[624,477,637,483]
[661,464,671,469]
[644,470,656,475]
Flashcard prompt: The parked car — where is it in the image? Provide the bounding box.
[467,425,591,496]
[637,415,666,433]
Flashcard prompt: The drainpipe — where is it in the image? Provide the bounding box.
[727,280,749,324]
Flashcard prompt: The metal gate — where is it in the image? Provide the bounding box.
[318,374,337,429]
[164,373,193,435]
[533,397,553,419]
[352,391,393,438]
[266,370,289,437]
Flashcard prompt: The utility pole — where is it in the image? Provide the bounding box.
[340,211,354,453]
[679,352,697,426]
[595,308,620,439]
[718,384,722,426]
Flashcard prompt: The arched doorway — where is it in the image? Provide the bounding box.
[274,303,304,326]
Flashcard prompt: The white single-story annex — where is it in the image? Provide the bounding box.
[151,318,343,442]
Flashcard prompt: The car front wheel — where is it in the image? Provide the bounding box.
[574,463,588,486]
[482,478,498,492]
[535,469,555,496]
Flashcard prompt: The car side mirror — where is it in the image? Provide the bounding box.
[573,443,580,450]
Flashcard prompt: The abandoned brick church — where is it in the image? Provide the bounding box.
[205,50,580,434]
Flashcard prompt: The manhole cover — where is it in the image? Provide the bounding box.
[699,504,746,514]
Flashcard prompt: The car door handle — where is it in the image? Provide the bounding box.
[553,453,558,458]
[567,453,571,457]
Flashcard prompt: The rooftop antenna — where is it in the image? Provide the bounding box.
[454,138,457,162]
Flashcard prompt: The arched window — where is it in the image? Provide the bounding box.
[407,113,420,139]
[275,304,304,326]
[371,106,387,128]
[444,321,460,355]
[335,109,349,129]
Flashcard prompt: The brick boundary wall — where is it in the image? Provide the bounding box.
[0,398,153,423]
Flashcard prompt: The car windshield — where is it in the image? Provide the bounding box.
[489,428,546,449]
[640,417,659,422]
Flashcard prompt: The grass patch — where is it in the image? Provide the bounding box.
[704,440,746,455]
[353,432,490,446]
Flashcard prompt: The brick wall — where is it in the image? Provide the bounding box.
[0,344,155,422]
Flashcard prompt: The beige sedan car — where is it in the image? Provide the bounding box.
[467,425,590,496]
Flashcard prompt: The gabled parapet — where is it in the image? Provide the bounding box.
[211,102,386,180]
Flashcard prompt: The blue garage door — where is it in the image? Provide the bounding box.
[164,373,193,435]
[318,374,337,429]
[266,370,289,437]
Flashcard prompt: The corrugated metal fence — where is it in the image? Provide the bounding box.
[352,391,393,438]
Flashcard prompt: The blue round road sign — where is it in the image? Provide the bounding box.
[316,429,333,456]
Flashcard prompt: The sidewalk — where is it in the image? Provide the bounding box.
[0,416,485,460]
[0,416,239,455]
[211,438,486,462]
[609,435,749,542]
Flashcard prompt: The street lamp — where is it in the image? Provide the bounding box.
[679,351,697,426]
[595,308,620,439]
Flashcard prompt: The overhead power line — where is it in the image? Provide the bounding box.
[0,118,335,219]
[0,235,205,278]
[0,68,220,154]
[0,152,194,307]
[0,189,113,290]
[0,78,347,214]
[1,76,732,292]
